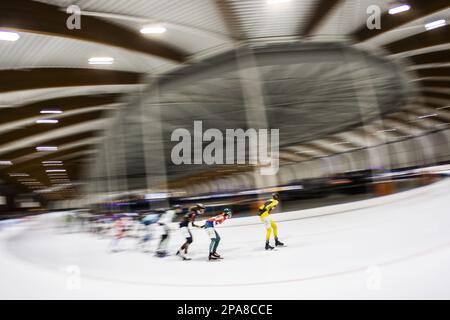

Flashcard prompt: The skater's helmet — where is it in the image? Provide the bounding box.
[272,192,280,201]
[223,208,232,218]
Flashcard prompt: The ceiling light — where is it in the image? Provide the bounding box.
[46,169,66,173]
[36,146,58,151]
[140,25,167,34]
[43,163,63,166]
[0,31,20,42]
[9,173,29,177]
[36,119,59,124]
[388,4,410,15]
[40,110,62,114]
[0,160,12,165]
[88,57,114,65]
[425,19,446,31]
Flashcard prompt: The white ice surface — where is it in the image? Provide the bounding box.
[1,179,450,299]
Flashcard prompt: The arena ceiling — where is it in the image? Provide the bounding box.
[0,0,449,199]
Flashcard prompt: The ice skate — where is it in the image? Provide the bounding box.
[177,250,191,260]
[209,253,219,261]
[265,242,274,250]
[212,252,223,259]
[275,238,285,247]
[155,250,167,257]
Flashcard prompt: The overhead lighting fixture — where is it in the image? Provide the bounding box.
[88,57,114,65]
[140,25,167,34]
[388,4,410,15]
[0,160,12,165]
[0,31,20,42]
[9,173,29,177]
[42,161,63,164]
[425,19,446,31]
[43,163,63,166]
[36,119,59,124]
[17,179,36,183]
[46,169,66,173]
[40,110,62,114]
[36,146,58,151]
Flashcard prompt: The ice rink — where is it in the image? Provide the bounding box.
[1,179,450,299]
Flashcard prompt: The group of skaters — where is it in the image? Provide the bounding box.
[108,193,285,261]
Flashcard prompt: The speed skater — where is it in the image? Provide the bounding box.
[258,193,284,250]
[202,208,232,261]
[176,203,205,260]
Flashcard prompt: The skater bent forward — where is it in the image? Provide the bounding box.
[258,193,284,250]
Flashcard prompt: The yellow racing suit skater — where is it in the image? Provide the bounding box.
[258,193,284,250]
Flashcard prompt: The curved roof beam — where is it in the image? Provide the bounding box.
[0,0,187,62]
[299,0,344,37]
[0,131,98,160]
[418,79,450,89]
[0,68,143,93]
[0,117,111,157]
[384,24,450,54]
[422,90,450,101]
[0,110,105,147]
[416,66,450,78]
[0,93,121,126]
[214,0,247,41]
[407,49,450,65]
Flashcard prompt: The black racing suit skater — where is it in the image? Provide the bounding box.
[176,203,205,260]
